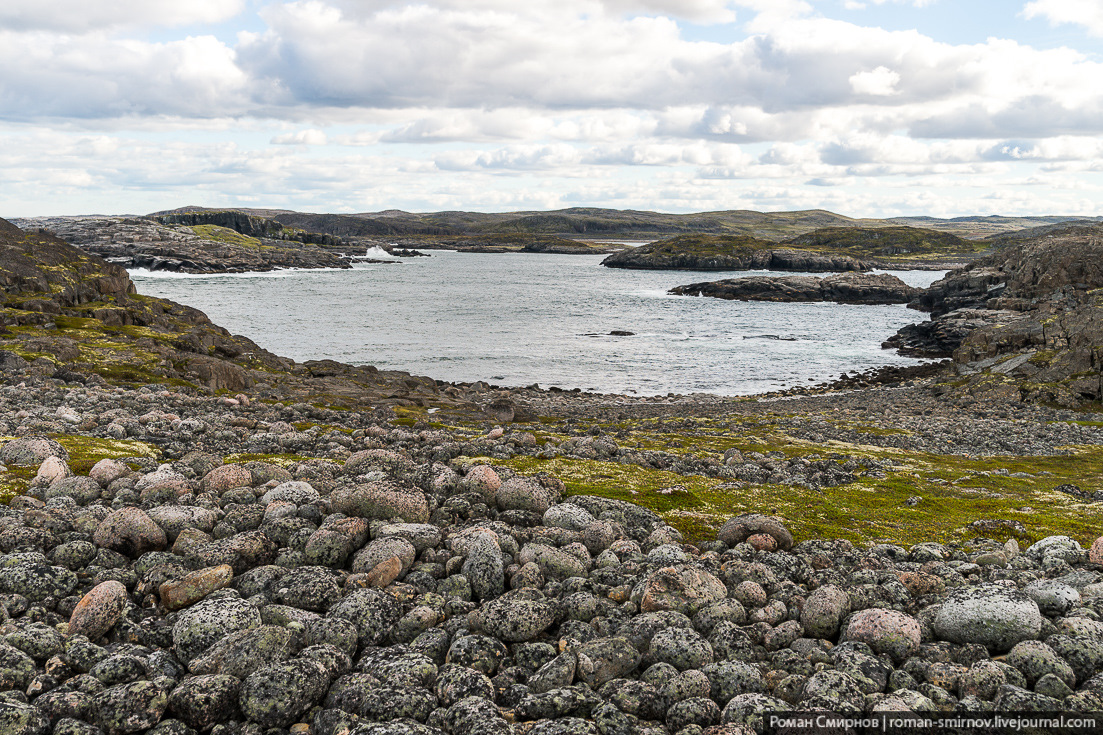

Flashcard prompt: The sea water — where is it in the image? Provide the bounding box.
[130,251,945,396]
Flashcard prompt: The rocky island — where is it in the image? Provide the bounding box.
[2,214,1103,735]
[600,236,874,273]
[668,273,921,305]
[602,227,988,273]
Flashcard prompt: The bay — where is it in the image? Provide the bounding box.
[130,251,945,396]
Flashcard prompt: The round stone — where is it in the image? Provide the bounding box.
[843,608,921,663]
[933,584,1043,653]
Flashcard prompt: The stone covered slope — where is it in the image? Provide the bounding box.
[0,216,473,412]
[668,273,920,305]
[5,419,1103,734]
[14,216,351,274]
[601,235,873,272]
[885,224,1103,406]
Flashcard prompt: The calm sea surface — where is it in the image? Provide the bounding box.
[130,251,944,396]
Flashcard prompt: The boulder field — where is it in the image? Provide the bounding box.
[3,416,1103,735]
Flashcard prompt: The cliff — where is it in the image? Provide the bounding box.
[886,224,1103,406]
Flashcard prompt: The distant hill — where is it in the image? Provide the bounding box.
[152,205,1096,243]
[601,225,990,271]
[785,226,988,262]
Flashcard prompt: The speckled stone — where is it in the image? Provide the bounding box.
[92,680,169,734]
[0,436,69,466]
[69,581,128,641]
[159,564,233,611]
[470,595,557,642]
[1089,537,1103,566]
[201,464,253,494]
[801,584,850,639]
[172,596,262,666]
[329,480,430,523]
[462,465,501,504]
[93,507,167,557]
[167,674,240,730]
[718,515,793,551]
[933,584,1043,653]
[576,637,642,688]
[89,459,130,487]
[327,588,403,647]
[637,565,727,616]
[495,477,556,515]
[238,658,331,727]
[844,608,921,663]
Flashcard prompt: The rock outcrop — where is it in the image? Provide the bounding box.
[669,272,920,305]
[0,216,476,411]
[887,224,1103,405]
[601,235,873,272]
[14,216,351,274]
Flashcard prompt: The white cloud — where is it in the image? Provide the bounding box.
[849,66,901,96]
[0,0,246,32]
[3,1,1103,219]
[0,31,248,119]
[1023,0,1103,37]
[271,129,328,145]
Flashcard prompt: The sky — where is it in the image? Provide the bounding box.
[3,0,1103,218]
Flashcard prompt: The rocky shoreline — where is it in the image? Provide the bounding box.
[3,374,1103,735]
[4,214,1103,735]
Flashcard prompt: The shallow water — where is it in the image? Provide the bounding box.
[131,252,944,396]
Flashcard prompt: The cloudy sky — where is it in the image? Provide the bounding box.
[3,0,1103,217]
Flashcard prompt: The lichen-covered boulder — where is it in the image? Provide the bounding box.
[933,584,1043,653]
[843,608,921,663]
[718,514,793,551]
[634,565,726,616]
[238,658,331,727]
[801,584,850,640]
[93,507,167,557]
[69,581,128,641]
[470,595,557,643]
[172,597,262,666]
[329,481,429,523]
[327,588,403,647]
[0,436,69,466]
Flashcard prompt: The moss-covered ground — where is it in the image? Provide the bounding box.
[0,435,160,503]
[465,417,1103,548]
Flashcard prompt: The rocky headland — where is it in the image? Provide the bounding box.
[14,216,352,275]
[884,223,1103,407]
[3,214,1103,734]
[667,273,920,305]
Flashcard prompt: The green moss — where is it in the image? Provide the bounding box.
[51,435,161,474]
[187,225,262,248]
[223,452,311,467]
[0,435,159,503]
[474,435,1103,547]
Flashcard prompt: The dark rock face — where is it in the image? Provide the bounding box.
[669,273,919,305]
[601,234,872,272]
[889,225,1103,405]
